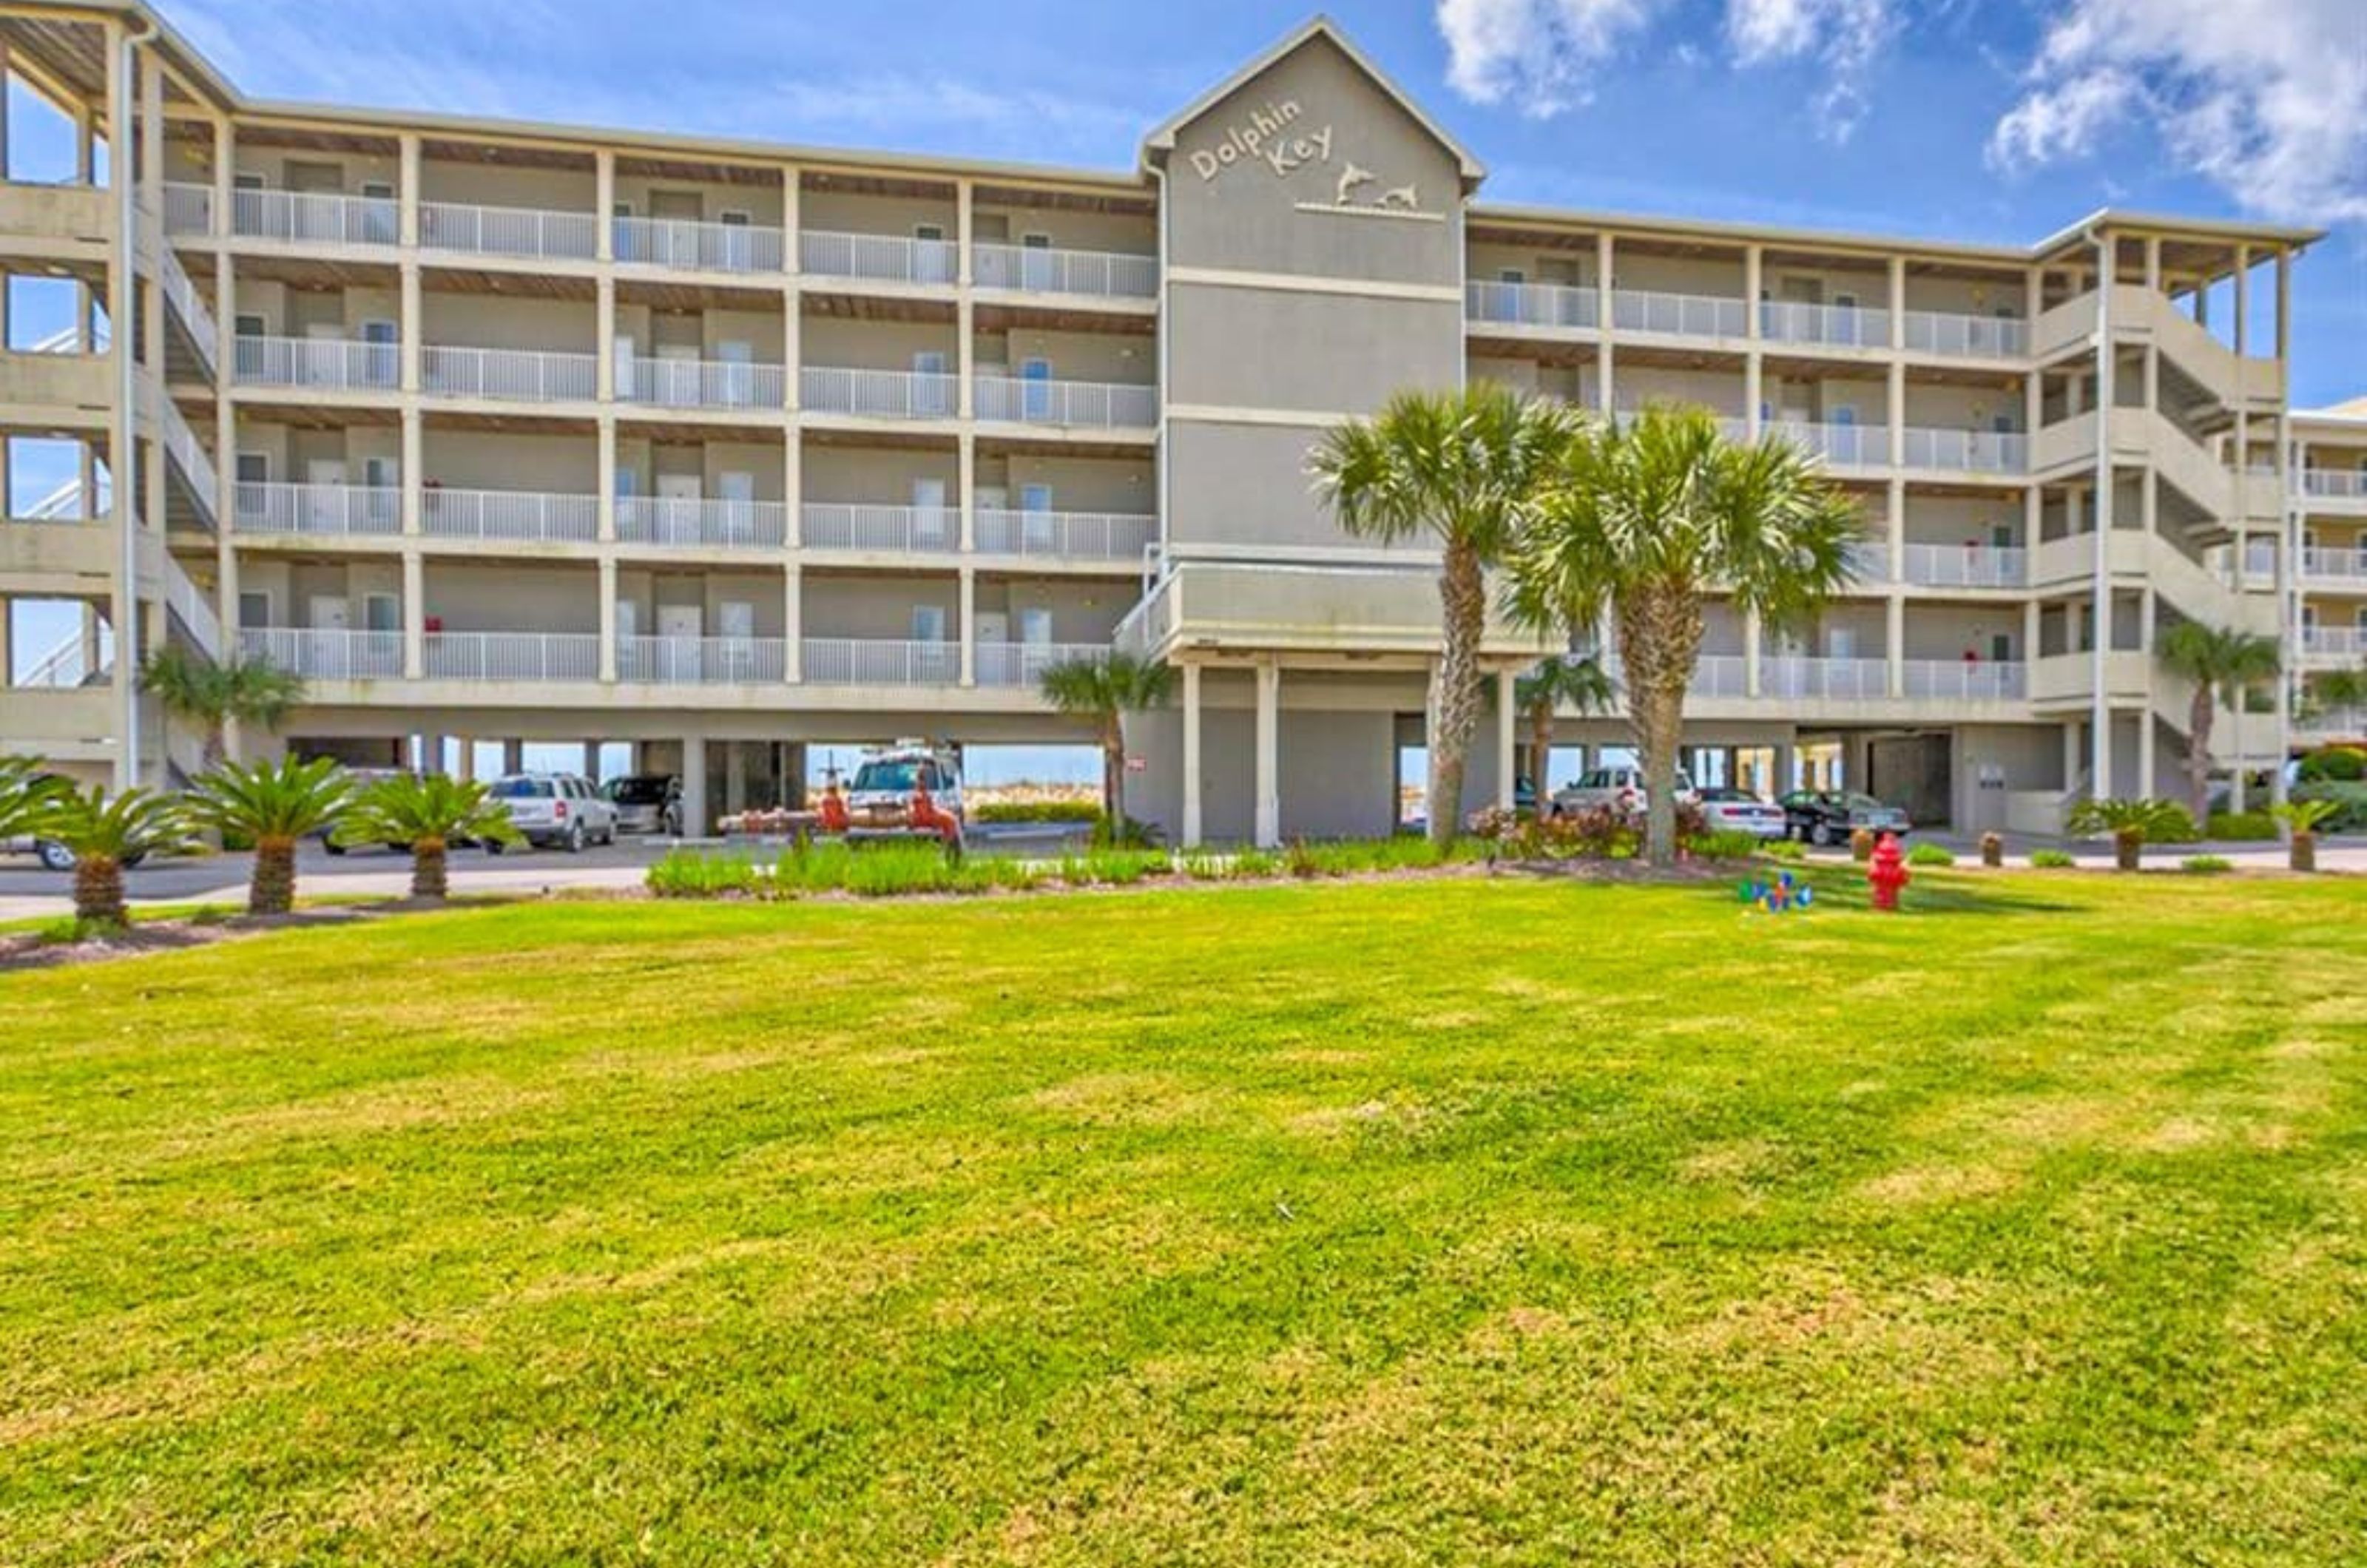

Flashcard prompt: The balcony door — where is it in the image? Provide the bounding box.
[658,603,703,682]
[912,478,949,550]
[1020,357,1052,421]
[1020,482,1055,552]
[305,459,347,530]
[718,471,756,544]
[655,474,701,544]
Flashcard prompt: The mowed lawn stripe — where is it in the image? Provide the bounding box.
[1,874,2361,1564]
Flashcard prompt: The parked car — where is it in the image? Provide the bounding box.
[317,766,408,854]
[1695,785,1789,839]
[0,769,132,872]
[485,773,618,852]
[842,743,967,853]
[1550,765,1698,819]
[601,774,683,837]
[1780,788,1913,846]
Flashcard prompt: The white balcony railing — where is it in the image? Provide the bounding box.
[237,627,404,680]
[799,502,958,553]
[974,508,1158,561]
[1465,280,1599,331]
[1901,427,2028,475]
[419,200,598,260]
[235,481,403,536]
[2298,706,2367,737]
[972,243,1157,299]
[1901,309,2028,359]
[229,186,398,246]
[156,244,218,374]
[162,553,221,661]
[233,334,400,391]
[1770,420,1882,469]
[617,356,786,410]
[1689,655,1749,697]
[156,399,217,526]
[976,641,1110,688]
[1902,659,2027,701]
[973,375,1156,428]
[613,215,786,274]
[423,631,600,681]
[2302,547,2367,581]
[422,345,598,403]
[423,487,598,543]
[616,496,788,548]
[161,181,212,236]
[798,229,957,285]
[800,638,960,686]
[1761,655,1890,700]
[1759,301,1891,349]
[2302,468,2367,500]
[2300,626,2366,659]
[800,366,958,419]
[618,635,788,684]
[1902,542,2028,588]
[1610,289,1748,339]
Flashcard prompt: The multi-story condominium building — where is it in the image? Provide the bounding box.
[2292,398,2367,748]
[0,4,2331,842]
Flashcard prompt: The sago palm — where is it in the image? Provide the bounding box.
[1514,653,1613,807]
[0,753,70,840]
[1039,652,1176,834]
[2066,796,2196,872]
[337,773,519,900]
[34,785,193,927]
[138,646,308,768]
[2154,621,2280,822]
[1507,403,1863,865]
[186,754,354,916]
[1310,384,1583,845]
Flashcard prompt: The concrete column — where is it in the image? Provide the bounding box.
[595,150,615,262]
[399,263,421,393]
[955,178,974,419]
[780,165,800,274]
[212,118,232,240]
[781,286,799,410]
[2063,720,2081,794]
[958,433,975,552]
[1885,595,1905,698]
[1887,255,1905,350]
[399,134,420,246]
[400,408,422,535]
[1743,609,1762,697]
[1744,245,1762,341]
[2022,599,2041,666]
[402,551,424,678]
[105,21,135,789]
[783,431,802,546]
[2275,250,2291,362]
[0,597,10,679]
[680,735,708,837]
[2233,245,2249,356]
[214,252,237,639]
[1885,476,1905,581]
[597,415,616,542]
[2090,234,2114,799]
[598,556,617,681]
[958,567,976,686]
[502,738,524,774]
[455,738,475,783]
[1772,740,1794,795]
[783,564,801,682]
[595,275,615,401]
[1885,360,1905,468]
[1496,667,1516,810]
[724,743,747,814]
[1595,232,1615,413]
[1181,661,1203,848]
[2144,236,2161,293]
[1254,659,1280,848]
[2138,709,2157,800]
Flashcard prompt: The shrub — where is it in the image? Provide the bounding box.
[1905,842,1956,868]
[1229,848,1282,879]
[1761,839,1807,862]
[649,849,762,899]
[2296,746,2366,783]
[1979,831,2003,868]
[2206,810,2277,842]
[972,800,1100,823]
[2181,854,2233,874]
[1688,829,1764,862]
[2030,848,2076,869]
[2292,780,2367,831]
[1090,814,1162,848]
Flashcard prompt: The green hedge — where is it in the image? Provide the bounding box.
[973,800,1102,823]
[2293,780,2367,831]
[2297,746,2366,783]
[2206,810,2277,841]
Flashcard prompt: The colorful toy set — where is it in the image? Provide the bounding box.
[1739,869,1815,914]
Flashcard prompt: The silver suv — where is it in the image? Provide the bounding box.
[1550,765,1698,819]
[486,773,618,852]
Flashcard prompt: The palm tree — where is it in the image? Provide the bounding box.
[1039,652,1177,837]
[186,755,354,916]
[1507,403,1862,865]
[1310,384,1584,845]
[2271,798,2340,873]
[2066,796,2196,872]
[138,646,308,768]
[33,785,192,927]
[1515,653,1613,811]
[0,754,70,840]
[334,772,519,900]
[2154,621,2281,821]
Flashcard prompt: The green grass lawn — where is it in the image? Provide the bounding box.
[3,872,2363,1564]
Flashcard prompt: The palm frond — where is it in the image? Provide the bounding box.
[187,754,354,840]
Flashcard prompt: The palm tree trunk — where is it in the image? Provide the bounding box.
[1429,541,1486,848]
[1618,587,1704,868]
[74,854,126,927]
[412,838,448,901]
[250,835,297,916]
[1104,720,1125,836]
[2116,830,2141,872]
[1529,703,1553,813]
[2187,685,2212,822]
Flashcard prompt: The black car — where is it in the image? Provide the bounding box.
[1778,788,1912,847]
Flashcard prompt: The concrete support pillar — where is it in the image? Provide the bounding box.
[2063,720,2082,794]
[783,430,802,545]
[2274,250,2291,363]
[1495,667,1516,811]
[1887,254,1905,350]
[399,263,422,394]
[2090,233,2115,801]
[955,178,974,420]
[1181,661,1203,848]
[502,738,523,775]
[595,276,615,402]
[1885,360,1905,469]
[2233,245,2249,357]
[398,133,420,246]
[1885,476,1905,581]
[2022,598,2041,666]
[781,165,800,274]
[455,738,475,783]
[1743,609,1762,697]
[958,433,975,552]
[1885,595,1905,698]
[1595,232,1615,414]
[723,743,747,814]
[781,285,800,410]
[1772,741,1795,796]
[1254,659,1280,848]
[2138,709,2157,801]
[783,564,801,682]
[400,408,422,535]
[681,735,708,838]
[402,551,424,678]
[596,415,616,542]
[595,150,615,262]
[957,567,976,686]
[598,556,618,681]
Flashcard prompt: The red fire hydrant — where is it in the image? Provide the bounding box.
[818,780,849,833]
[1867,831,1910,912]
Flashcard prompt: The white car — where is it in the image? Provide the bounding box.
[486,773,618,852]
[1550,765,1698,819]
[1695,786,1789,839]
[842,743,967,852]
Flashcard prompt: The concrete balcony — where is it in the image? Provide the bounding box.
[618,635,788,684]
[238,627,405,679]
[226,186,399,247]
[1900,308,2028,359]
[617,356,786,411]
[1759,300,1890,351]
[972,374,1156,430]
[161,182,210,235]
[1901,427,2028,476]
[800,637,962,686]
[419,200,598,261]
[798,229,956,285]
[1901,659,2026,701]
[1,178,115,257]
[2301,546,2367,584]
[617,496,788,549]
[423,631,601,681]
[425,487,599,544]
[975,641,1109,687]
[1465,280,1598,331]
[236,481,403,538]
[799,502,957,553]
[974,507,1156,561]
[1902,541,2028,589]
[2301,468,2367,510]
[1770,419,1881,471]
[800,366,957,420]
[234,334,399,391]
[614,215,786,274]
[1609,288,1747,342]
[1761,655,1890,700]
[2300,626,2366,663]
[422,345,599,403]
[971,242,1155,300]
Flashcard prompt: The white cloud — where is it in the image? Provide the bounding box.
[1436,0,1671,116]
[1723,0,1898,141]
[1988,0,2367,222]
